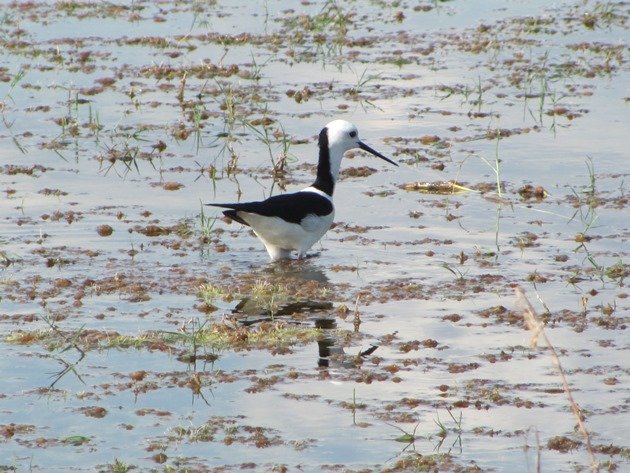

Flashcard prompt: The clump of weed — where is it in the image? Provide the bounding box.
[198,283,234,312]
[250,279,288,319]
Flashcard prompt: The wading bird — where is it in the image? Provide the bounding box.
[208,120,397,261]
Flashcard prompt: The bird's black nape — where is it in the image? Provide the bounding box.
[312,126,335,196]
[317,126,329,148]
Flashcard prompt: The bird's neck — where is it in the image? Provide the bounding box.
[312,131,344,197]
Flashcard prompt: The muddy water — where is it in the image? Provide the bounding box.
[1,1,628,472]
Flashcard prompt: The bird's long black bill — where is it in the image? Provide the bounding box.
[358,141,398,167]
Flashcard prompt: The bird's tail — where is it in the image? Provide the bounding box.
[206,204,250,227]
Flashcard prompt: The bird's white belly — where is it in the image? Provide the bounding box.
[240,210,334,254]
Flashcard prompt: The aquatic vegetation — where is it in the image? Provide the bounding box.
[0,0,627,472]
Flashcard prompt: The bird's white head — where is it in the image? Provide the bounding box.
[319,120,397,184]
[325,119,362,154]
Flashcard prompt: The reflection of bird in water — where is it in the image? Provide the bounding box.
[316,318,378,368]
[265,259,329,284]
[233,299,333,323]
[208,120,397,261]
[316,318,344,367]
[232,260,330,321]
[231,302,378,368]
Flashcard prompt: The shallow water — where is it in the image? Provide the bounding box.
[1,0,628,471]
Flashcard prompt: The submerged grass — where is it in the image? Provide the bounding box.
[1,67,28,154]
[5,320,323,354]
[241,112,295,179]
[384,452,459,472]
[477,123,504,198]
[197,203,218,240]
[106,459,134,473]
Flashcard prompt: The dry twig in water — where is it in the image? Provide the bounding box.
[515,286,598,472]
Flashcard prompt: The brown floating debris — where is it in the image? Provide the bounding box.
[341,166,377,178]
[1,164,49,175]
[152,453,168,464]
[38,188,68,196]
[130,370,147,381]
[96,225,114,237]
[518,184,548,199]
[162,182,184,191]
[400,180,473,194]
[136,225,171,237]
[419,134,440,145]
[547,435,582,453]
[79,406,108,418]
[152,140,167,152]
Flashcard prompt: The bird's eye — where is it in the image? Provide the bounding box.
[349,131,357,138]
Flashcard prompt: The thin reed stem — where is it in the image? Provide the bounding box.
[515,287,598,472]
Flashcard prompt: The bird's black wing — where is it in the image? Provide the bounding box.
[208,191,333,226]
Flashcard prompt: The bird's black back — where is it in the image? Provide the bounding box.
[209,191,333,226]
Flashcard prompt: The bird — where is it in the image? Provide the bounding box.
[207,119,398,261]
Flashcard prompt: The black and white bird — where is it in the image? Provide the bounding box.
[208,120,397,261]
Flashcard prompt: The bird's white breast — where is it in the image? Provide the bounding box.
[239,208,334,253]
